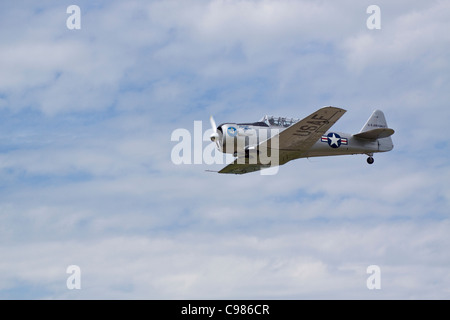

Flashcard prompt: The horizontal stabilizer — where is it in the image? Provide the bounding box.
[353,128,395,140]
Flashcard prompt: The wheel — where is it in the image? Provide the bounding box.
[367,156,374,164]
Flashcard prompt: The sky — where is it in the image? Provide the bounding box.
[0,0,449,299]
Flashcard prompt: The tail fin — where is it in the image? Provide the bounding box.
[353,110,394,151]
[359,109,390,133]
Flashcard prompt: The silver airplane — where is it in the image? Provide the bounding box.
[209,106,394,174]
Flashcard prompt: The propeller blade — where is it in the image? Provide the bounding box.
[210,115,217,133]
[209,115,221,150]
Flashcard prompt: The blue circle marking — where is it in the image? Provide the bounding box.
[227,126,237,137]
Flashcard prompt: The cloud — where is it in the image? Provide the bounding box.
[343,1,450,72]
[2,219,450,299]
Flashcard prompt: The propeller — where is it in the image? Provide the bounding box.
[209,115,221,150]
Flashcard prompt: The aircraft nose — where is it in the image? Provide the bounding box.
[210,132,219,142]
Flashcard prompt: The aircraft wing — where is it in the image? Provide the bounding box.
[218,106,347,174]
[218,162,271,174]
[262,106,346,151]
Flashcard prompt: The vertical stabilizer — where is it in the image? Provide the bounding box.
[360,109,388,132]
[358,110,394,152]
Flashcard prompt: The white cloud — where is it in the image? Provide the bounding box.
[1,219,449,299]
[343,1,450,70]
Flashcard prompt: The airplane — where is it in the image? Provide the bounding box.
[209,106,394,174]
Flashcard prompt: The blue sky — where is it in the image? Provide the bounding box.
[0,0,449,299]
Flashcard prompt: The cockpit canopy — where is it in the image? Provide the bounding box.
[260,115,300,128]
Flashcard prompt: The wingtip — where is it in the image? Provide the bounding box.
[323,106,347,113]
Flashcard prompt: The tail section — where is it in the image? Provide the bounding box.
[353,110,394,152]
[359,109,390,133]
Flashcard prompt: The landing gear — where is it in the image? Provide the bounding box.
[367,156,374,164]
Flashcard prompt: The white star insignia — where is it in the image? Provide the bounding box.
[329,133,340,147]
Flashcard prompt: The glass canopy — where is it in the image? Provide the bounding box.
[259,115,300,128]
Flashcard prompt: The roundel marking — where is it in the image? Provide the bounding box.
[327,132,342,148]
[227,126,237,137]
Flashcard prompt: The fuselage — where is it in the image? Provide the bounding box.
[209,109,394,173]
[214,117,392,161]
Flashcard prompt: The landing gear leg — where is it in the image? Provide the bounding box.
[367,156,374,164]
